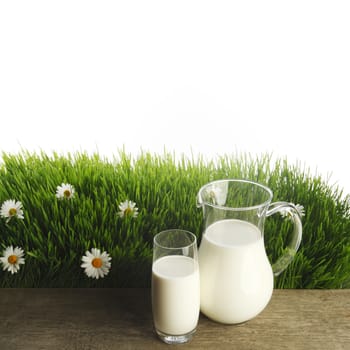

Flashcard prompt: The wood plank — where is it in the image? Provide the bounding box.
[0,289,349,349]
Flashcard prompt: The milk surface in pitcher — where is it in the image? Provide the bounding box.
[198,219,273,324]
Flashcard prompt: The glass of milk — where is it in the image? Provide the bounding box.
[152,229,200,344]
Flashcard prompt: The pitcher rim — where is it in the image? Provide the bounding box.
[197,179,273,211]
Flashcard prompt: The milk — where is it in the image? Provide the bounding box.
[199,219,274,324]
[152,255,200,335]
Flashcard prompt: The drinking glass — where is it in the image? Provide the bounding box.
[152,229,200,344]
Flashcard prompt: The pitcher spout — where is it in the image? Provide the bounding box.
[196,191,204,208]
[197,180,229,208]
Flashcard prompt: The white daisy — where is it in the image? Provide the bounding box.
[81,248,111,279]
[0,199,24,223]
[56,183,75,200]
[0,246,25,274]
[118,200,139,218]
[281,204,305,220]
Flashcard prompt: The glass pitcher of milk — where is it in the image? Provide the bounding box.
[197,179,303,324]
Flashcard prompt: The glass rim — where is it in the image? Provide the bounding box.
[153,229,197,250]
[197,179,273,211]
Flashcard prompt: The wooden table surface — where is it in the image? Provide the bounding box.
[0,288,349,350]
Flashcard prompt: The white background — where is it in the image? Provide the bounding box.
[1,1,349,194]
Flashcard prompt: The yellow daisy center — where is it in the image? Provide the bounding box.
[124,207,133,216]
[92,257,103,268]
[9,208,17,216]
[8,255,18,265]
[63,190,71,198]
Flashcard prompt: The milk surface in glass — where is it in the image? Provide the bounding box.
[152,255,200,335]
[199,219,274,324]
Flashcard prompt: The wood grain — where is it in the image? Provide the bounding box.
[0,289,349,349]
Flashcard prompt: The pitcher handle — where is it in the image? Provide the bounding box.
[266,202,303,276]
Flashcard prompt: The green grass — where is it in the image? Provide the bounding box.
[0,151,349,288]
